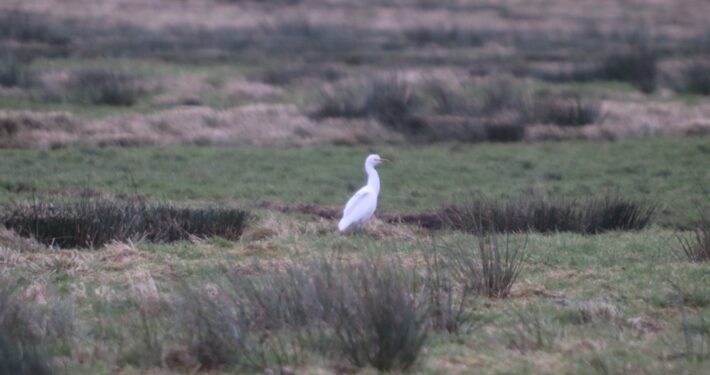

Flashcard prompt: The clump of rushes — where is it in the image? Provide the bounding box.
[178,257,429,372]
[442,234,527,298]
[443,193,655,234]
[2,199,250,248]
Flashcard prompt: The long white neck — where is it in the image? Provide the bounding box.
[365,163,380,194]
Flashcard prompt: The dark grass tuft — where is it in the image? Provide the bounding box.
[676,223,710,262]
[313,76,422,132]
[2,199,250,248]
[320,259,428,371]
[177,285,290,371]
[670,60,710,96]
[507,307,556,353]
[483,121,527,142]
[69,68,143,106]
[178,258,429,372]
[423,251,476,332]
[442,234,527,298]
[680,313,710,361]
[0,11,70,46]
[404,27,488,48]
[527,92,602,127]
[0,56,25,87]
[0,278,77,375]
[0,330,53,375]
[597,47,658,93]
[443,193,655,234]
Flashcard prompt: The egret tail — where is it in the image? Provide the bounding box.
[338,217,351,232]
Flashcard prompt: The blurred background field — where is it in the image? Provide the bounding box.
[1,1,709,374]
[2,0,710,147]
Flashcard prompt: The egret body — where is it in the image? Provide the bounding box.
[338,154,388,232]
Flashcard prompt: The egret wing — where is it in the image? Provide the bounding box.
[342,187,372,219]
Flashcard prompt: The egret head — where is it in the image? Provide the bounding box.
[365,154,389,167]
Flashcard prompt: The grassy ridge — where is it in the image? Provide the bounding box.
[1,137,708,227]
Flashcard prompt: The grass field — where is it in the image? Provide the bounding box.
[1,138,709,374]
[2,0,710,374]
[1,137,708,226]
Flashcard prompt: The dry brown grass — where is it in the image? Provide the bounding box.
[526,100,710,141]
[6,0,709,40]
[2,0,710,147]
[0,105,404,148]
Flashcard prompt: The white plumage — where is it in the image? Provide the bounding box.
[338,154,388,232]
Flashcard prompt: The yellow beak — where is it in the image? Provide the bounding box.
[380,158,390,163]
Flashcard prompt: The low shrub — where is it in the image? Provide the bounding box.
[2,199,250,248]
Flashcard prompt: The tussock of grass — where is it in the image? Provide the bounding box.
[69,69,144,106]
[320,258,428,371]
[313,76,421,133]
[440,234,527,298]
[677,225,710,262]
[313,78,604,143]
[680,313,710,361]
[443,193,656,234]
[0,329,52,375]
[0,278,76,375]
[2,199,250,248]
[423,251,473,333]
[527,92,602,127]
[37,68,145,106]
[178,257,429,372]
[0,56,25,88]
[0,11,70,46]
[598,47,658,94]
[507,307,557,353]
[671,60,710,96]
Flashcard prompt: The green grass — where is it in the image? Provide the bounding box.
[0,137,708,227]
[3,219,708,374]
[0,136,707,372]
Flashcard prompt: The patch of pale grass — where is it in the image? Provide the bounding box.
[363,217,423,241]
[126,269,162,315]
[222,78,284,100]
[24,250,92,275]
[0,111,81,149]
[0,246,26,270]
[100,240,143,270]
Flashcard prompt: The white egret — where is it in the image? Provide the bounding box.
[338,154,389,232]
